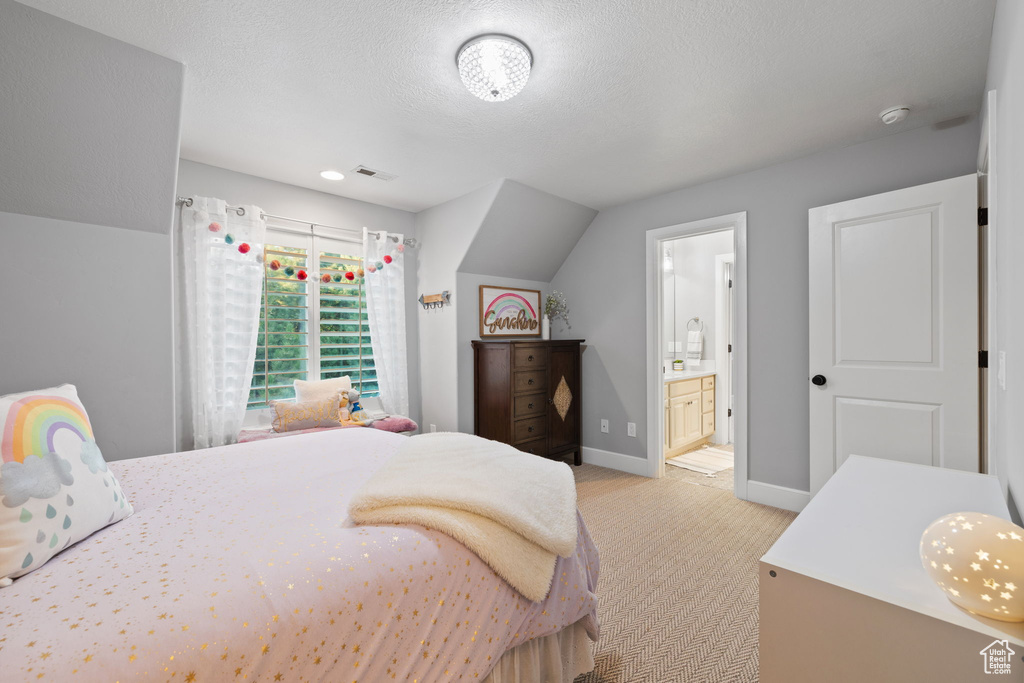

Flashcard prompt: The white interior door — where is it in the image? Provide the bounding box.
[809,174,978,496]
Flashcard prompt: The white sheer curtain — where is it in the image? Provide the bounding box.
[181,197,266,448]
[363,228,409,416]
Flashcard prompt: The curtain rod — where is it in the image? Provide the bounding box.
[175,196,417,247]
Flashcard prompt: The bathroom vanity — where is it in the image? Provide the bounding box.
[664,366,716,456]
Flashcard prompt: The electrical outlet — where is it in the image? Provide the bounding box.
[627,422,636,437]
[430,424,437,433]
[600,419,609,434]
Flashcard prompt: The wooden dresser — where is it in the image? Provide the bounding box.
[472,339,583,466]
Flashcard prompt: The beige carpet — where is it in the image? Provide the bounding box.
[572,464,796,682]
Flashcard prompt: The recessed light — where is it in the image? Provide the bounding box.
[320,170,345,180]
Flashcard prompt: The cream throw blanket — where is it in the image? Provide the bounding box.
[348,432,578,602]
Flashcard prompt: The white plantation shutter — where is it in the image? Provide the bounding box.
[248,228,376,408]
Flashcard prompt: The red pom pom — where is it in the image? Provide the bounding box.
[345,271,355,280]
[208,222,222,232]
[269,259,281,271]
[297,270,308,280]
[321,274,331,283]
[383,254,393,264]
[238,243,251,254]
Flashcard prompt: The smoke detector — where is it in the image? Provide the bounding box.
[880,106,910,125]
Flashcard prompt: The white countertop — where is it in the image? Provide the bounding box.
[761,455,1024,645]
[663,361,716,383]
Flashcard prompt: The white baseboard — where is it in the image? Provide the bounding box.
[581,447,649,476]
[745,480,810,513]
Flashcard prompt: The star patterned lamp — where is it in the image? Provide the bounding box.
[920,511,1024,622]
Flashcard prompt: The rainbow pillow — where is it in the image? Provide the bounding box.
[0,384,132,582]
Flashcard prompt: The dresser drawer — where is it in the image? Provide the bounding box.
[513,345,548,369]
[517,437,547,457]
[514,370,547,393]
[668,378,701,397]
[514,392,547,417]
[702,375,715,391]
[514,416,547,443]
[702,390,715,413]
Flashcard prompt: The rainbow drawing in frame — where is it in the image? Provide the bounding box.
[479,286,542,338]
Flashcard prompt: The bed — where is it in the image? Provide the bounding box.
[0,428,599,681]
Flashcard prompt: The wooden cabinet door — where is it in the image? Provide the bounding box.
[668,396,687,451]
[681,392,702,442]
[547,344,579,452]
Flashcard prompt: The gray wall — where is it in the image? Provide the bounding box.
[551,118,981,492]
[986,0,1024,519]
[175,160,421,445]
[0,0,183,234]
[415,181,502,433]
[0,213,176,460]
[0,3,183,461]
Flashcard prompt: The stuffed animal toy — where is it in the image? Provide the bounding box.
[340,389,371,426]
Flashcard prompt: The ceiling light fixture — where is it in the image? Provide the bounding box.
[457,34,532,102]
[320,170,345,180]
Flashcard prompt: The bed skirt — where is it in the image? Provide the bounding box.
[482,618,595,683]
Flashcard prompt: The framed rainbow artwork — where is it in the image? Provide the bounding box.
[479,286,542,338]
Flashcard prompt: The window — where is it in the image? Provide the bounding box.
[248,228,376,408]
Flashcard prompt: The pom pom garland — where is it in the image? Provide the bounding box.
[297,270,308,281]
[367,264,377,273]
[284,266,295,276]
[397,244,405,253]
[333,274,342,282]
[269,260,281,271]
[357,267,365,277]
[208,222,222,233]
[383,254,393,264]
[225,234,235,245]
[345,271,355,281]
[375,261,384,270]
[238,243,251,254]
[321,274,332,284]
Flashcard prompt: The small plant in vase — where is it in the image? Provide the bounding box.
[543,291,571,339]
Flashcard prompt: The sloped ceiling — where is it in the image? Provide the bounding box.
[458,180,596,281]
[0,0,183,233]
[14,0,996,213]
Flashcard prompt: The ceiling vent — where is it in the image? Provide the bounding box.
[352,165,397,181]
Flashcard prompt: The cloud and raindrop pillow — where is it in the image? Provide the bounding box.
[0,384,132,582]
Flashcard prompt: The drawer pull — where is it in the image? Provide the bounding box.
[528,378,534,385]
[527,354,534,362]
[528,402,534,409]
[528,426,534,433]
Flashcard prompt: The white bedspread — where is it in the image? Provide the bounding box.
[0,429,599,682]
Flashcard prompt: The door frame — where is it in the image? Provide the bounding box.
[979,88,997,478]
[645,212,748,501]
[714,253,734,445]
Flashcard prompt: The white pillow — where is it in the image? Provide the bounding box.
[0,384,133,581]
[294,376,352,403]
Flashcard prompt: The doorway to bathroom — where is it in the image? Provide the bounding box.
[644,213,748,500]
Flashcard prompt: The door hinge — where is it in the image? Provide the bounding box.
[728,344,732,353]
[728,278,733,288]
[979,207,989,227]
[979,350,989,368]
[728,408,732,417]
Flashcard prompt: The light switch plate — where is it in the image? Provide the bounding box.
[627,422,637,437]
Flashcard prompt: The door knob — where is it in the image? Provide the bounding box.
[811,374,827,386]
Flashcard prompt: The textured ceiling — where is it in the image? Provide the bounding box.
[18,0,995,212]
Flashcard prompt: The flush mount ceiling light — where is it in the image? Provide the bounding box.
[457,34,532,102]
[320,170,345,180]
